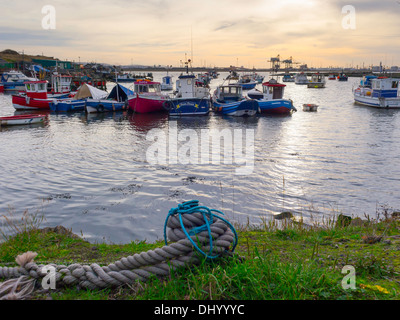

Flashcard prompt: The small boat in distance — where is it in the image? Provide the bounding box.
[303,104,319,111]
[282,73,295,82]
[212,84,259,116]
[328,74,336,80]
[0,114,48,126]
[295,72,308,85]
[232,74,257,90]
[307,73,326,88]
[337,72,348,81]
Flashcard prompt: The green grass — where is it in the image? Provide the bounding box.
[1,210,400,300]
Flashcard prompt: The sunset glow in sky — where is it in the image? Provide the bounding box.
[1,0,399,68]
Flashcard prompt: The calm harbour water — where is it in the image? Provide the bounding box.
[0,71,399,243]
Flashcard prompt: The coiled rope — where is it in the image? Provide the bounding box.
[0,200,238,300]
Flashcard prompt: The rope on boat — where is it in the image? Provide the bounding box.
[0,200,238,300]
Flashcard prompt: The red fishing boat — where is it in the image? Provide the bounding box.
[12,80,56,110]
[128,79,169,113]
[0,83,4,93]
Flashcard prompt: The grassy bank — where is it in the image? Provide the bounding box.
[1,211,400,300]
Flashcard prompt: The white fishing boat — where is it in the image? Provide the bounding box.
[307,73,326,88]
[295,72,308,85]
[354,77,400,108]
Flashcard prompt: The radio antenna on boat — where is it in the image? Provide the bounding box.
[190,26,194,66]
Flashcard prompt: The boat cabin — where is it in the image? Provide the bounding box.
[360,75,377,88]
[175,74,209,99]
[24,80,49,99]
[215,85,242,102]
[51,73,72,94]
[262,79,286,100]
[370,78,399,98]
[162,75,172,85]
[133,80,161,94]
[310,73,325,83]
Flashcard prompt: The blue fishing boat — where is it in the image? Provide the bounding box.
[165,74,211,116]
[164,60,211,116]
[232,74,257,90]
[212,84,259,116]
[282,73,295,82]
[337,72,348,81]
[50,83,108,112]
[85,83,134,113]
[247,79,296,115]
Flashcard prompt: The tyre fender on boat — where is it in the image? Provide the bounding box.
[163,100,173,110]
[98,104,105,112]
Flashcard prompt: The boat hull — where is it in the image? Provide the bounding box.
[307,82,325,88]
[50,99,86,112]
[258,99,295,114]
[85,99,128,113]
[0,114,47,126]
[12,94,54,110]
[0,84,4,93]
[237,82,257,90]
[167,98,211,116]
[354,92,400,108]
[128,93,168,113]
[213,99,259,116]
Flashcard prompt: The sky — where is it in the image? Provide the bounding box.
[1,0,399,68]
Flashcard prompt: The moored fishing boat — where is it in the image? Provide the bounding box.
[247,78,296,115]
[233,74,257,90]
[1,70,38,91]
[328,74,336,80]
[128,79,169,113]
[12,80,56,110]
[0,114,48,126]
[303,103,319,111]
[50,83,108,112]
[295,72,308,85]
[212,84,259,116]
[353,77,400,108]
[337,72,348,81]
[164,62,211,116]
[85,83,133,113]
[282,73,295,82]
[307,73,326,88]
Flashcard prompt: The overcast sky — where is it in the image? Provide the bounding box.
[1,0,399,68]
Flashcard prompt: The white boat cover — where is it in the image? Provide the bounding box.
[74,83,108,100]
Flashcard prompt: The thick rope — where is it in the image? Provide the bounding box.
[0,200,237,299]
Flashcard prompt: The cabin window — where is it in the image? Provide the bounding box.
[148,85,158,93]
[187,79,192,85]
[26,84,31,91]
[269,87,273,95]
[392,81,398,89]
[38,83,46,91]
